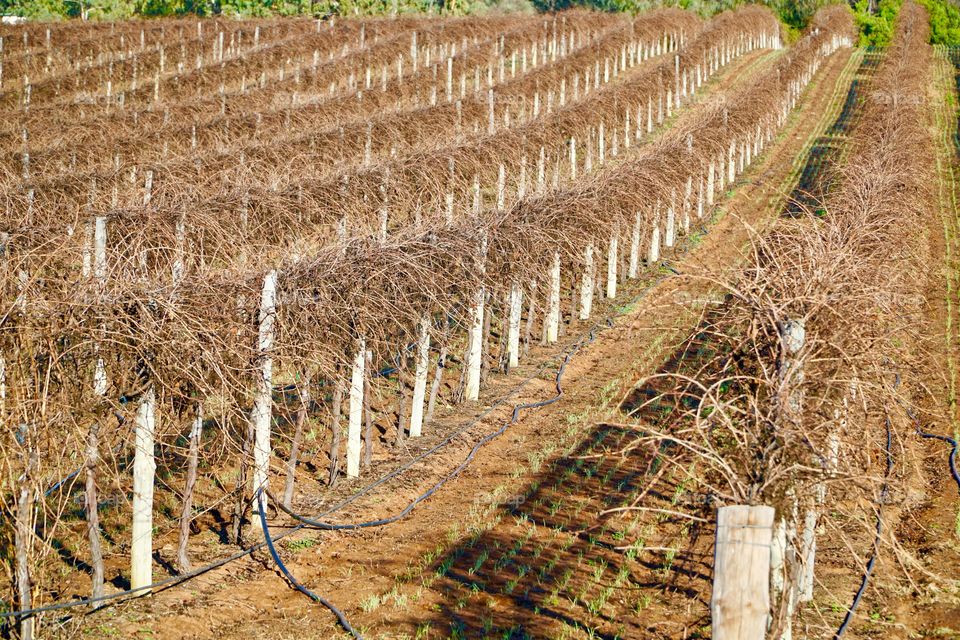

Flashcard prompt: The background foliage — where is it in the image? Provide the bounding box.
[917,0,960,43]
[853,0,900,45]
[0,0,829,22]
[2,0,955,47]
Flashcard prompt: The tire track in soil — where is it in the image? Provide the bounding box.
[91,46,853,640]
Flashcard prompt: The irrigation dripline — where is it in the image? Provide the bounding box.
[832,415,892,640]
[833,373,960,639]
[260,324,599,638]
[0,250,666,629]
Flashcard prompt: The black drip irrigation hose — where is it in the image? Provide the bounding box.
[268,328,596,531]
[833,416,892,640]
[833,373,960,639]
[255,490,362,639]
[0,236,699,627]
[0,311,620,627]
[909,409,960,493]
[260,325,604,635]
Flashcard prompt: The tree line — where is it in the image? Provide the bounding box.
[1,1,958,66]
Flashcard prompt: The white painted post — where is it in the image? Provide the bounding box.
[347,339,365,477]
[507,283,523,369]
[518,156,527,200]
[569,137,577,180]
[172,214,186,285]
[465,229,488,401]
[409,317,431,438]
[598,121,605,165]
[93,217,108,280]
[674,54,680,109]
[648,226,660,264]
[629,211,641,279]
[546,252,561,343]
[487,89,495,135]
[93,216,108,395]
[712,505,775,640]
[665,193,676,248]
[697,175,705,219]
[579,243,594,320]
[799,509,817,602]
[131,386,156,592]
[143,170,153,207]
[251,270,277,529]
[770,516,788,616]
[606,231,618,298]
[497,164,505,210]
[465,288,484,401]
[537,147,546,192]
[446,57,452,102]
[728,141,736,183]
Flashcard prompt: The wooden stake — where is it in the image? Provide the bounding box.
[346,341,365,478]
[131,386,156,591]
[712,505,775,640]
[546,252,561,343]
[409,317,431,437]
[15,447,36,640]
[425,341,447,428]
[329,379,343,486]
[524,280,537,356]
[251,270,276,528]
[176,405,202,573]
[282,378,309,509]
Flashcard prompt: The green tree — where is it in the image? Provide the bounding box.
[0,0,70,19]
[853,0,901,46]
[917,0,960,45]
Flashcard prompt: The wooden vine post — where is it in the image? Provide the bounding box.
[251,270,277,531]
[409,316,431,438]
[347,338,366,477]
[465,232,488,401]
[131,386,156,591]
[712,505,775,640]
[86,215,107,602]
[177,404,203,573]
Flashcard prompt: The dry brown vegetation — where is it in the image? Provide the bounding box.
[13,2,948,638]
[617,3,946,636]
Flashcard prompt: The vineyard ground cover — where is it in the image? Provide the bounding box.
[72,41,865,640]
